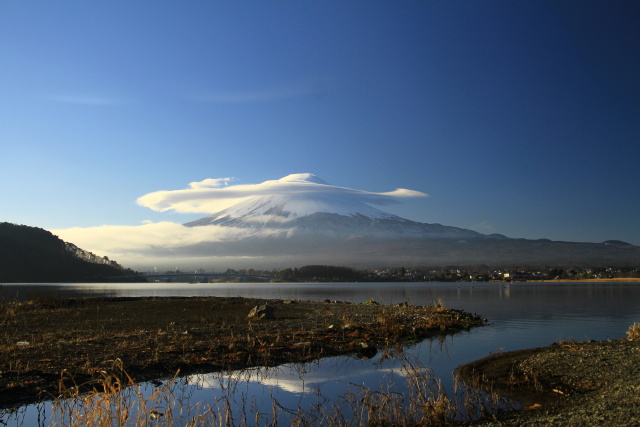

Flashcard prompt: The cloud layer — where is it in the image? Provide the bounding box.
[53,221,259,269]
[53,174,428,269]
[137,173,428,214]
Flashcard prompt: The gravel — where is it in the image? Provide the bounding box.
[461,338,640,425]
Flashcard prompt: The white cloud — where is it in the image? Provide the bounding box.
[137,173,428,214]
[188,178,234,189]
[52,222,252,266]
[52,174,429,269]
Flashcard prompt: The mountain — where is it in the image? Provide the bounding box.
[183,174,640,267]
[0,222,134,282]
[185,173,495,240]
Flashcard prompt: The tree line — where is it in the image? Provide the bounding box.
[0,222,135,283]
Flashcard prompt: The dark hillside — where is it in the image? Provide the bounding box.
[0,222,134,282]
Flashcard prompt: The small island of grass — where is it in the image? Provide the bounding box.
[0,296,485,409]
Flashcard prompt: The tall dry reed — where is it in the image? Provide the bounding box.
[47,349,512,426]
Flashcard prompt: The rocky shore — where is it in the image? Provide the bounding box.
[0,296,484,409]
[459,337,640,425]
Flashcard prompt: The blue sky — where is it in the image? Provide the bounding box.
[2,1,640,254]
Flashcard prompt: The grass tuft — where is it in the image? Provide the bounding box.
[627,322,640,340]
[43,351,511,426]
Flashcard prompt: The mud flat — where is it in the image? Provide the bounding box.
[458,338,640,425]
[0,296,484,408]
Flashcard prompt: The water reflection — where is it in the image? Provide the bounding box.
[188,356,381,395]
[2,344,510,426]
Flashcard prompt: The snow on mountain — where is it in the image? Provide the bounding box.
[186,174,396,223]
[184,173,490,240]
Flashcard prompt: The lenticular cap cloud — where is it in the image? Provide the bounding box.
[137,173,428,214]
[188,178,234,189]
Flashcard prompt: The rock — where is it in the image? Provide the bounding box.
[247,304,274,320]
[356,342,378,359]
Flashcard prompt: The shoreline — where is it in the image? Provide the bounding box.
[529,278,640,283]
[0,296,484,409]
[457,338,640,425]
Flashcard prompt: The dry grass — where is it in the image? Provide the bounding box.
[557,338,586,351]
[507,361,543,392]
[626,322,640,340]
[42,350,511,427]
[0,296,485,410]
[51,359,234,426]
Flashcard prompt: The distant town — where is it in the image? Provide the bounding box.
[138,264,640,283]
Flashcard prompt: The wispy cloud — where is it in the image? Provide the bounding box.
[192,79,327,104]
[188,178,235,189]
[137,173,428,214]
[42,94,121,106]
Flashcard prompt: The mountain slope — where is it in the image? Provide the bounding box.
[185,173,491,239]
[0,222,133,282]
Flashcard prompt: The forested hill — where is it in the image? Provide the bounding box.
[0,222,135,282]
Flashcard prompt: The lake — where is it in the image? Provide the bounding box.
[2,281,639,425]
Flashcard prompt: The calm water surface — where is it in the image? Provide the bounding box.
[3,282,640,425]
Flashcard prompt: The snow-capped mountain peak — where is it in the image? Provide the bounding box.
[185,190,400,226]
[186,173,402,225]
[184,173,486,240]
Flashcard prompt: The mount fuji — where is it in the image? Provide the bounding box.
[185,173,497,240]
[180,174,640,267]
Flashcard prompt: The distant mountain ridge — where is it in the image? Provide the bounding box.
[181,174,640,267]
[0,222,133,282]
